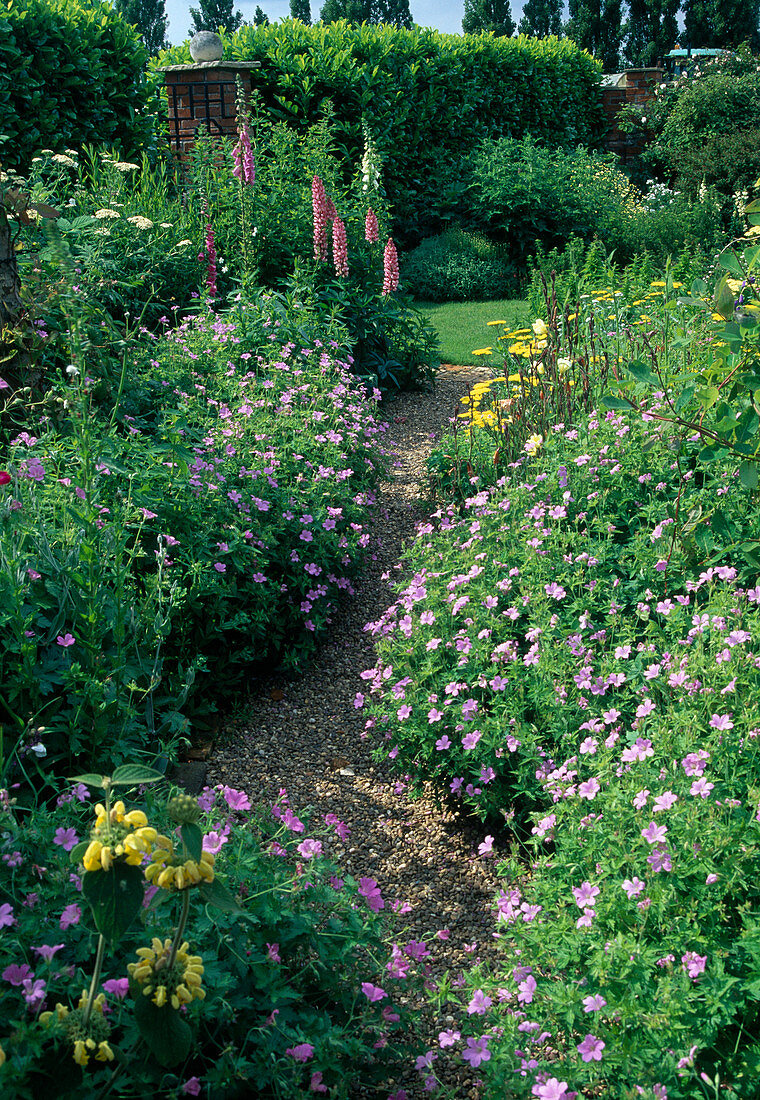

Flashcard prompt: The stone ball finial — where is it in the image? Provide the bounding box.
[189,31,224,63]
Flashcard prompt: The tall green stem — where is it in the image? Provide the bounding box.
[168,889,191,970]
[82,933,107,1030]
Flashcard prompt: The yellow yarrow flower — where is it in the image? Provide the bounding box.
[472,347,492,356]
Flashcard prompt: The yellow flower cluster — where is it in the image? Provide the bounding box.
[144,834,215,890]
[83,802,157,873]
[40,991,113,1067]
[459,377,510,429]
[128,938,205,1010]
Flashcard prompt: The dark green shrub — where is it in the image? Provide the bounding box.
[620,46,760,202]
[0,0,161,173]
[462,136,638,268]
[402,229,521,302]
[158,22,607,244]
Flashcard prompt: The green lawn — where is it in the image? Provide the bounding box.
[415,298,531,366]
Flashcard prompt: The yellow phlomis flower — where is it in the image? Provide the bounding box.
[40,991,112,1066]
[129,938,205,1010]
[144,834,215,890]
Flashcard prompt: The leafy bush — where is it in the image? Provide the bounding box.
[459,552,760,1098]
[525,236,715,320]
[402,229,521,303]
[459,136,724,275]
[620,47,760,203]
[362,403,760,821]
[0,0,160,173]
[460,137,637,266]
[0,283,388,784]
[159,22,607,244]
[16,148,203,342]
[0,776,429,1096]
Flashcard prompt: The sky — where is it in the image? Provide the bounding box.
[162,1,528,44]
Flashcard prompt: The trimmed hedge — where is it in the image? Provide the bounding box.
[159,21,607,242]
[0,0,159,172]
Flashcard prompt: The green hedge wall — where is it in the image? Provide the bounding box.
[159,21,607,242]
[0,0,159,173]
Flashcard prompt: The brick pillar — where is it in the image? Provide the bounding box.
[601,68,664,164]
[156,61,260,160]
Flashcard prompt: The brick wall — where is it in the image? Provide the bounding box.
[601,68,663,163]
[158,62,260,159]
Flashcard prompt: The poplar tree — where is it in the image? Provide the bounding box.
[518,0,562,37]
[115,0,167,55]
[624,0,679,66]
[253,5,269,23]
[290,0,312,22]
[319,0,412,25]
[462,0,516,37]
[189,0,243,36]
[683,0,760,49]
[566,0,624,71]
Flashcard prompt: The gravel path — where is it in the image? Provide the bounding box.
[208,365,507,1098]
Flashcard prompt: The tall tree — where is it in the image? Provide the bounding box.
[115,0,167,55]
[290,0,312,22]
[253,4,269,23]
[683,0,760,49]
[462,0,515,36]
[624,0,679,66]
[566,0,624,70]
[189,0,243,36]
[518,0,562,36]
[319,0,412,25]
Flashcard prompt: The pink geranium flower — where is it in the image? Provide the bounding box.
[286,1042,315,1062]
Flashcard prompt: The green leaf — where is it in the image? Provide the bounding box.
[110,764,165,787]
[82,863,144,945]
[69,841,89,865]
[601,394,634,410]
[718,248,745,276]
[180,823,203,862]
[197,877,248,916]
[133,997,193,1068]
[696,385,720,410]
[739,461,759,490]
[70,773,109,789]
[674,385,696,413]
[714,275,735,321]
[625,359,655,383]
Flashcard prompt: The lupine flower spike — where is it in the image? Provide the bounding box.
[312,175,329,262]
[382,238,399,295]
[365,208,379,243]
[332,217,349,279]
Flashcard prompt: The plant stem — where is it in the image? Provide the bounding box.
[168,889,191,970]
[82,933,107,1030]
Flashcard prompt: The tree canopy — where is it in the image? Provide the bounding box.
[189,0,243,36]
[462,0,516,36]
[518,0,562,37]
[319,0,413,26]
[114,0,167,55]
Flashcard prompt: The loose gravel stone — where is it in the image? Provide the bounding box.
[208,366,509,1098]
